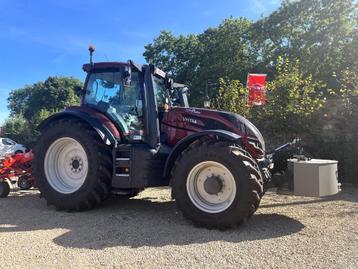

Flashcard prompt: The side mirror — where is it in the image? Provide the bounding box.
[136,99,143,117]
[123,66,132,86]
[178,87,189,107]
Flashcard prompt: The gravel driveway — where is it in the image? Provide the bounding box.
[0,185,357,269]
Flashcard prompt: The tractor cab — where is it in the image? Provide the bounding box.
[81,61,188,146]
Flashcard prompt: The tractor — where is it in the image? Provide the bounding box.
[33,46,278,228]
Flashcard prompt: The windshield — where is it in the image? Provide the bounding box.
[84,70,144,135]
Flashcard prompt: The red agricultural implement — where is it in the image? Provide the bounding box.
[0,151,35,198]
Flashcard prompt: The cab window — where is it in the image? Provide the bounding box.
[84,70,144,133]
[152,76,167,106]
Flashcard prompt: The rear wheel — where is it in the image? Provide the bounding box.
[33,119,112,210]
[0,182,10,198]
[172,140,263,228]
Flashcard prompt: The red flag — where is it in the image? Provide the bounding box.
[247,73,267,106]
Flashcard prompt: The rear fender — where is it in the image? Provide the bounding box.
[37,110,119,146]
[163,130,242,179]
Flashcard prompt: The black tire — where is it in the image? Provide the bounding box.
[17,175,33,190]
[0,182,10,198]
[33,119,112,210]
[171,140,263,229]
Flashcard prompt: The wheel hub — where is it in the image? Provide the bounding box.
[203,175,223,195]
[186,161,237,213]
[44,137,88,194]
[70,158,82,172]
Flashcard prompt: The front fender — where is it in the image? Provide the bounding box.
[37,109,119,146]
[163,130,242,179]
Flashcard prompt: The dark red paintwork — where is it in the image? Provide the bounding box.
[161,107,240,145]
[161,107,265,159]
[66,106,122,140]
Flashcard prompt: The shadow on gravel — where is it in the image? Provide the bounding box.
[261,185,358,209]
[0,191,305,249]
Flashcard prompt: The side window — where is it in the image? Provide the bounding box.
[86,71,122,105]
[152,77,167,105]
[84,69,144,133]
[117,71,142,116]
[116,71,144,132]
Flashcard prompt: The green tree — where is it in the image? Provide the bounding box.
[322,67,358,139]
[212,57,326,142]
[251,0,358,86]
[144,18,256,106]
[4,76,82,146]
[144,31,200,83]
[8,76,82,121]
[212,78,250,117]
[255,57,325,140]
[145,0,357,105]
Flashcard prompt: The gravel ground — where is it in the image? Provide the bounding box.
[0,185,357,269]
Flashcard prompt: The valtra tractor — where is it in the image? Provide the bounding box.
[33,46,285,228]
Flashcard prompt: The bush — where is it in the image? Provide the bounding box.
[213,57,326,144]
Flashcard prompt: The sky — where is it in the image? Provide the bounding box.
[0,0,280,124]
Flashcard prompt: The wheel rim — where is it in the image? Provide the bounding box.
[186,161,236,213]
[44,137,88,194]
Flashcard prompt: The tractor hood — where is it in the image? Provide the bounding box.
[162,107,265,155]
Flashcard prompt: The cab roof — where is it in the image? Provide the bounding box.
[82,62,129,72]
[82,61,166,78]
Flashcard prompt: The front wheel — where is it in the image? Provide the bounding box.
[172,140,263,228]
